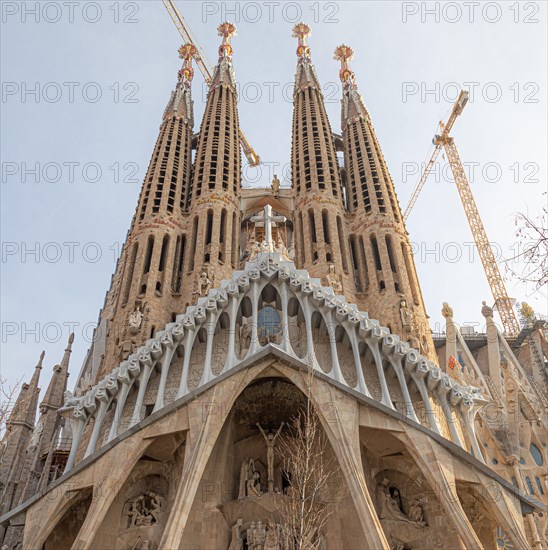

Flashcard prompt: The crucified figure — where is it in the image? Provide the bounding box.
[257,422,285,493]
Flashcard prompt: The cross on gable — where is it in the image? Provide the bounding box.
[250,204,286,247]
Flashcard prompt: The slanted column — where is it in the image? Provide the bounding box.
[382,336,418,421]
[323,308,344,384]
[399,430,484,549]
[344,314,371,398]
[364,327,394,409]
[248,271,261,355]
[84,373,120,457]
[108,383,131,441]
[129,345,159,427]
[201,304,220,385]
[293,278,317,368]
[224,284,240,371]
[177,314,200,398]
[459,396,485,463]
[64,414,87,472]
[160,369,253,549]
[85,405,108,457]
[409,360,442,435]
[278,278,292,354]
[312,378,391,549]
[107,358,140,441]
[435,377,465,447]
[482,302,504,397]
[154,328,179,412]
[443,304,459,367]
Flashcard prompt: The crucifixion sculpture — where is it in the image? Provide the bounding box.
[256,422,285,493]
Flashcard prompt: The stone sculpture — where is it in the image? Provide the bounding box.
[325,264,343,294]
[198,271,213,296]
[126,491,165,528]
[378,478,426,527]
[239,458,262,498]
[228,518,243,550]
[257,422,285,492]
[128,306,144,334]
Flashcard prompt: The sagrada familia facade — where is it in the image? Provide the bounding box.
[1,22,547,550]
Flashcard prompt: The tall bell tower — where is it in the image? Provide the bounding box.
[84,43,197,384]
[290,24,352,292]
[334,44,434,358]
[183,22,242,297]
[76,26,245,389]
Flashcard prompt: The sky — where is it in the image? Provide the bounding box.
[1,1,547,397]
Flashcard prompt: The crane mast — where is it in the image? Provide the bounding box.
[405,90,521,335]
[162,0,261,167]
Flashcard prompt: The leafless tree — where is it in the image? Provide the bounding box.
[0,376,22,439]
[504,207,548,295]
[273,365,342,549]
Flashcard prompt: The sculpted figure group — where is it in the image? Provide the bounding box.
[126,491,165,528]
[378,478,426,528]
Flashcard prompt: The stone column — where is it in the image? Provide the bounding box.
[398,430,485,549]
[159,366,260,549]
[306,376,391,549]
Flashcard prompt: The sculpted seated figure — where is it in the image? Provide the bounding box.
[246,471,263,497]
[378,479,426,528]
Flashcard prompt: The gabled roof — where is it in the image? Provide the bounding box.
[62,252,487,462]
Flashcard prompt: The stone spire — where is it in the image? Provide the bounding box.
[184,22,242,294]
[0,352,43,518]
[292,22,321,90]
[78,46,196,384]
[335,45,435,359]
[291,24,350,291]
[334,44,369,124]
[40,332,73,410]
[210,21,237,90]
[9,352,43,430]
[163,43,196,125]
[13,334,74,505]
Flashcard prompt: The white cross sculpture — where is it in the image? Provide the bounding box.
[250,204,285,252]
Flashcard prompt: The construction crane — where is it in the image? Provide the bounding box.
[162,0,261,167]
[404,90,521,336]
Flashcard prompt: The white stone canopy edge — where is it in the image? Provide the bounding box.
[59,251,488,472]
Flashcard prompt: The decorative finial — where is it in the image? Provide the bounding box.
[481,300,494,318]
[67,332,75,347]
[519,302,535,324]
[334,44,356,86]
[441,302,454,319]
[292,23,311,60]
[217,22,237,60]
[178,43,197,86]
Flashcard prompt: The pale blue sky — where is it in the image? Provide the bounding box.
[1,1,546,394]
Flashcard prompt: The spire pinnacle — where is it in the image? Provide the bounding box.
[334,44,356,87]
[292,22,311,60]
[217,22,237,60]
[37,350,45,368]
[62,333,74,364]
[335,44,369,124]
[178,43,196,88]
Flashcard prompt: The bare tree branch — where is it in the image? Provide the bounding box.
[0,376,23,439]
[503,207,548,295]
[273,365,343,549]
